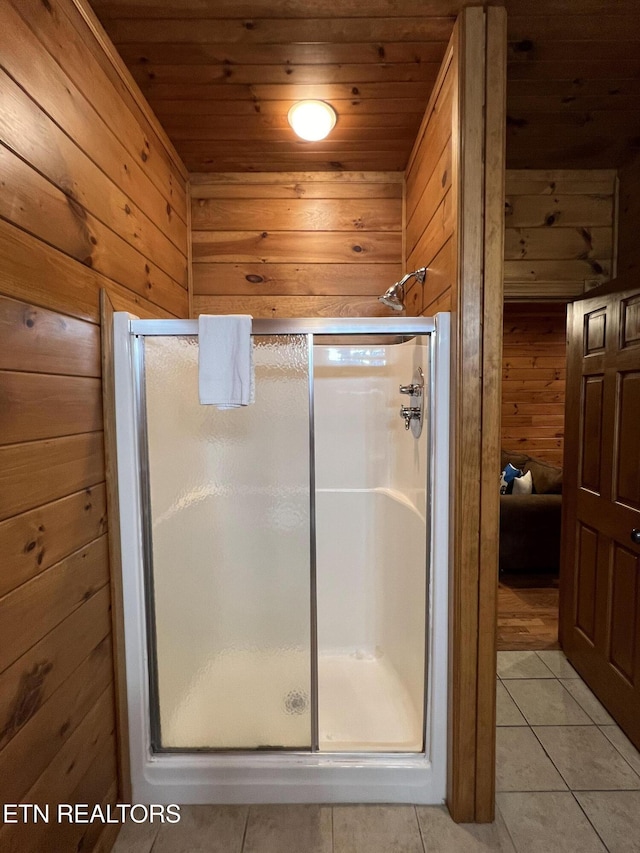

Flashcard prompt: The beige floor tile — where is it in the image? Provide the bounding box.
[600,725,640,775]
[416,804,516,852]
[496,792,606,853]
[534,726,640,790]
[496,680,527,726]
[333,805,423,853]
[111,820,159,853]
[535,650,579,678]
[560,679,615,725]
[504,679,592,726]
[497,651,555,680]
[496,726,567,792]
[244,805,331,853]
[153,805,247,853]
[575,791,640,853]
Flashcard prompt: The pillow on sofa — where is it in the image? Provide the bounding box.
[500,462,523,495]
[512,469,533,495]
[525,459,563,494]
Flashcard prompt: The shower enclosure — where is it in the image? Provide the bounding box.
[113,314,450,804]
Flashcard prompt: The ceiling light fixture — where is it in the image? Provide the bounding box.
[288,100,337,141]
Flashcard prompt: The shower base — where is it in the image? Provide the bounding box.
[319,653,422,752]
[159,649,422,752]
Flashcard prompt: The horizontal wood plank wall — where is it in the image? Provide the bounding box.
[190,172,403,317]
[502,304,567,467]
[403,45,456,316]
[504,169,617,300]
[0,1,188,851]
[617,152,640,279]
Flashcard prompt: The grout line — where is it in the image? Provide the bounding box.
[493,798,519,853]
[148,820,161,853]
[331,805,335,853]
[597,726,640,783]
[501,675,597,729]
[239,805,250,853]
[569,791,612,853]
[558,680,603,726]
[532,650,558,678]
[414,804,427,853]
[529,722,587,790]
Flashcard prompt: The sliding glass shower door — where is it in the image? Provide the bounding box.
[137,324,432,755]
[142,334,312,750]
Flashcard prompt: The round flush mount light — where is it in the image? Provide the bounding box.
[287,100,337,141]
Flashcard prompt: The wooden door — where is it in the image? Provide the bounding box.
[560,280,640,748]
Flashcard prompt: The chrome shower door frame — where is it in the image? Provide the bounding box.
[113,313,450,804]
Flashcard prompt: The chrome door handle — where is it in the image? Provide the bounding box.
[631,529,640,545]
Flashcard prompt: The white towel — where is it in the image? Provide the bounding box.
[198,314,255,408]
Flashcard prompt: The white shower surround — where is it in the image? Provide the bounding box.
[113,314,450,805]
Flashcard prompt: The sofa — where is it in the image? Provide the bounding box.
[499,450,563,574]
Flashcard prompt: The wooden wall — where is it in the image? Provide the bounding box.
[403,45,456,316]
[617,152,640,279]
[504,169,617,300]
[190,172,402,317]
[500,170,618,469]
[502,303,567,467]
[0,1,188,851]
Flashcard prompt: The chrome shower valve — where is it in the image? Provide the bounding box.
[400,405,421,430]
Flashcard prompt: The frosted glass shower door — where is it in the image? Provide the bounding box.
[142,335,311,750]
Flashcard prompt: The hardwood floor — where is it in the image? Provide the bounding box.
[497,572,560,651]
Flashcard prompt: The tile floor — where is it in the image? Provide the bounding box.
[495,650,640,853]
[112,651,640,853]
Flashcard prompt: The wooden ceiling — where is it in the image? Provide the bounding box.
[91,0,640,172]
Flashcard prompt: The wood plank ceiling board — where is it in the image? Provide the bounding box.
[90,0,457,172]
[92,0,640,172]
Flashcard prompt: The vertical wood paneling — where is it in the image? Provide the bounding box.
[0,2,188,851]
[501,303,567,467]
[191,172,403,317]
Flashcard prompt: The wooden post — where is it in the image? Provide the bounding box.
[447,6,506,823]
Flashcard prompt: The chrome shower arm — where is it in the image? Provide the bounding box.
[394,267,427,290]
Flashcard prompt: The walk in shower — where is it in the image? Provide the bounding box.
[113,314,450,804]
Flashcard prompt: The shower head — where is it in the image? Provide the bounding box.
[378,267,427,312]
[379,281,406,311]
